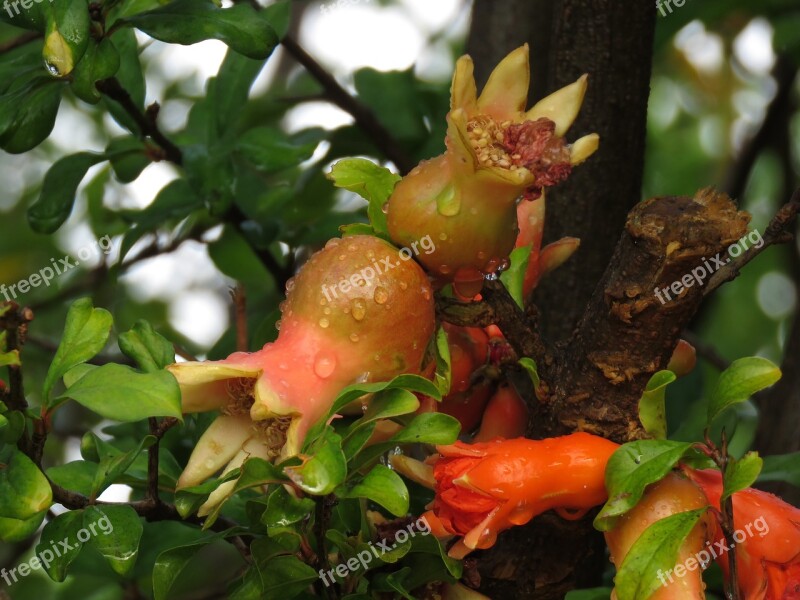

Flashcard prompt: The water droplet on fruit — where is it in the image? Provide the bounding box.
[374,286,389,304]
[323,307,331,315]
[440,265,452,275]
[356,372,370,383]
[279,362,288,371]
[350,333,359,343]
[318,317,330,328]
[435,185,460,216]
[286,278,295,292]
[314,353,337,379]
[381,202,389,214]
[319,298,327,306]
[421,288,431,300]
[351,299,367,321]
[325,239,340,249]
[275,319,282,330]
[374,354,381,362]
[399,281,408,290]
[470,207,479,216]
[338,254,346,261]
[438,232,448,241]
[497,258,510,272]
[367,250,375,259]
[348,243,357,252]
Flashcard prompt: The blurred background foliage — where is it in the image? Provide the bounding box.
[0,0,798,597]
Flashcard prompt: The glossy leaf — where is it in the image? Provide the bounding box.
[61,364,182,422]
[638,370,676,440]
[118,320,175,372]
[285,427,347,495]
[707,357,781,425]
[595,440,692,531]
[722,451,763,501]
[327,158,400,236]
[35,510,85,582]
[0,446,53,521]
[84,505,143,576]
[337,465,409,517]
[499,244,532,309]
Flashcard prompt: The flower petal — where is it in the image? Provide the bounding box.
[197,437,274,517]
[526,74,588,136]
[570,133,600,165]
[168,362,262,413]
[451,55,478,113]
[477,45,530,120]
[176,414,254,489]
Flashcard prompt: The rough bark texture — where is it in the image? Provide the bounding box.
[473,191,751,598]
[541,190,751,441]
[469,0,657,343]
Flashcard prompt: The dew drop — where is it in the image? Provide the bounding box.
[318,317,330,328]
[435,185,460,216]
[44,61,61,77]
[497,258,511,272]
[325,239,341,249]
[374,354,381,362]
[286,278,296,292]
[438,232,448,241]
[279,362,288,371]
[351,298,367,321]
[338,254,346,261]
[470,207,479,216]
[350,333,359,343]
[381,202,389,214]
[275,319,282,330]
[634,455,642,464]
[320,298,328,306]
[314,353,337,379]
[399,281,408,290]
[374,286,389,305]
[323,307,332,315]
[347,243,357,252]
[421,288,431,300]
[453,267,485,299]
[440,265,452,275]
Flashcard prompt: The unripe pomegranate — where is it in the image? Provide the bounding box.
[169,235,435,514]
[473,383,528,442]
[386,44,598,290]
[605,473,710,599]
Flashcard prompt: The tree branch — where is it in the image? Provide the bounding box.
[281,35,414,174]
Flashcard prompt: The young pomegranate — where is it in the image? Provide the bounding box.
[386,44,598,291]
[685,468,800,600]
[168,235,435,514]
[605,472,710,599]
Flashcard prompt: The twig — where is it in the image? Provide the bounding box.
[96,78,183,165]
[680,330,730,371]
[281,35,414,174]
[231,286,248,352]
[704,188,800,296]
[0,303,33,414]
[0,31,39,54]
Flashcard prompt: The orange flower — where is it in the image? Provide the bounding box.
[685,468,800,599]
[431,433,619,558]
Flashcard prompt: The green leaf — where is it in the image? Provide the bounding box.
[0,512,47,543]
[46,460,98,496]
[71,38,121,103]
[35,510,85,582]
[433,326,452,397]
[327,158,400,236]
[337,465,409,517]
[122,0,280,60]
[118,320,175,372]
[41,298,113,403]
[285,427,347,495]
[263,486,315,528]
[594,440,692,531]
[722,451,763,501]
[90,436,156,498]
[206,50,270,141]
[237,127,322,172]
[28,153,108,233]
[0,76,63,154]
[638,370,676,440]
[758,452,800,487]
[84,505,143,576]
[174,471,241,519]
[0,446,53,521]
[518,357,540,389]
[499,244,532,309]
[106,137,151,183]
[61,364,182,422]
[613,508,707,600]
[42,0,91,77]
[257,554,318,597]
[345,388,420,438]
[102,29,145,133]
[707,357,781,425]
[152,531,233,600]
[304,374,441,449]
[353,68,426,142]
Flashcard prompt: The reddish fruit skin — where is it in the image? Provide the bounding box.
[605,473,709,599]
[439,384,493,433]
[685,468,800,600]
[473,384,528,442]
[667,339,697,378]
[443,323,489,393]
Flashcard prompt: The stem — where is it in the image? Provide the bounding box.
[232,286,248,352]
